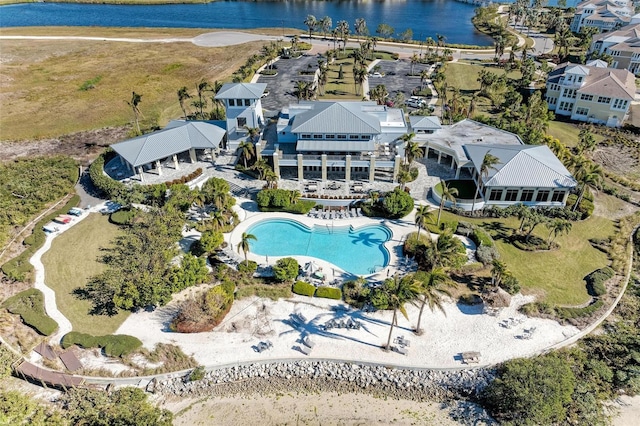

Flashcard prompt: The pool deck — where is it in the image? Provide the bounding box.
[226,199,474,283]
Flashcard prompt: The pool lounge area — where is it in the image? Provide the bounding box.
[229,212,405,279]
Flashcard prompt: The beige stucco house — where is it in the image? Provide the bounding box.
[570,0,633,33]
[590,22,640,74]
[545,60,635,127]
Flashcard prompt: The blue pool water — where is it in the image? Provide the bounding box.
[246,219,391,276]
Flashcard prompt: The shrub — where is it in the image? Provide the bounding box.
[458,294,482,305]
[382,188,414,218]
[556,300,604,320]
[456,221,474,237]
[315,286,342,300]
[476,245,500,265]
[1,289,58,336]
[272,257,299,282]
[237,260,257,274]
[501,275,521,295]
[109,209,136,225]
[566,194,594,219]
[256,189,314,214]
[585,267,614,297]
[61,332,142,357]
[471,228,493,247]
[342,279,370,308]
[292,281,316,297]
[189,366,206,381]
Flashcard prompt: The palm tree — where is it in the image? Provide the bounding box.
[237,232,257,266]
[415,205,434,236]
[468,92,478,118]
[194,80,211,120]
[320,16,332,39]
[372,274,419,350]
[432,229,464,269]
[126,91,143,135]
[412,268,453,335]
[355,18,367,42]
[573,162,603,212]
[244,125,261,143]
[304,15,317,40]
[491,259,509,289]
[547,219,572,245]
[471,152,501,215]
[420,69,430,90]
[410,53,419,76]
[436,181,458,226]
[204,210,226,231]
[177,86,191,120]
[264,168,278,189]
[398,168,412,190]
[318,63,329,96]
[237,140,255,168]
[337,20,350,54]
[369,84,388,105]
[201,178,230,210]
[400,132,416,164]
[405,140,422,165]
[353,65,368,96]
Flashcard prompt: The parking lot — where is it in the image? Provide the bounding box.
[257,54,435,113]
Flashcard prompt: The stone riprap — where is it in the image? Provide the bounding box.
[155,361,495,402]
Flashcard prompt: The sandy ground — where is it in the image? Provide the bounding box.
[613,395,640,426]
[165,392,491,426]
[116,290,578,369]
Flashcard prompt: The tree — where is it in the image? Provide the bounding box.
[573,161,603,212]
[437,180,458,226]
[237,232,257,266]
[405,139,422,165]
[320,16,332,39]
[194,79,211,119]
[168,253,209,292]
[369,84,389,105]
[415,205,434,235]
[198,229,224,254]
[304,15,317,40]
[471,152,501,214]
[0,390,65,426]
[491,259,509,288]
[432,229,466,269]
[482,355,576,425]
[547,219,572,245]
[126,91,142,135]
[577,128,597,156]
[372,274,419,350]
[353,64,368,96]
[376,23,394,39]
[355,18,367,42]
[177,86,191,120]
[237,140,255,168]
[412,268,453,335]
[201,176,231,209]
[273,257,299,282]
[382,187,414,218]
[337,20,350,53]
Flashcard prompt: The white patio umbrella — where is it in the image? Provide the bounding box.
[304,261,319,276]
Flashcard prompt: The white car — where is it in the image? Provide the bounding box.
[370,72,383,78]
[406,96,427,108]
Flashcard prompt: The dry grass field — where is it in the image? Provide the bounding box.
[0,28,267,141]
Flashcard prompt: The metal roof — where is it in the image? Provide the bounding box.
[111,121,225,168]
[296,139,375,152]
[464,144,577,188]
[215,83,267,99]
[291,102,382,134]
[410,115,442,130]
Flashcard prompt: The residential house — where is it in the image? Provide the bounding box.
[590,22,640,74]
[570,0,633,33]
[545,60,635,127]
[215,82,267,151]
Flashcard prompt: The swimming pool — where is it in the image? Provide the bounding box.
[246,219,391,275]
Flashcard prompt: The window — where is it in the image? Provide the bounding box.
[313,134,322,139]
[337,134,347,139]
[559,101,573,112]
[562,89,576,99]
[325,134,335,139]
[228,99,235,106]
[520,189,534,202]
[489,189,503,201]
[237,117,246,127]
[546,96,557,105]
[301,134,311,139]
[551,191,565,202]
[536,190,550,202]
[244,99,251,106]
[505,189,519,202]
[597,96,611,104]
[575,107,589,116]
[580,94,594,101]
[349,134,359,140]
[612,99,628,109]
[360,135,369,140]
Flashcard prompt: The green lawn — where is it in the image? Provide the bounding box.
[42,213,128,335]
[546,120,605,148]
[438,211,614,305]
[445,62,523,94]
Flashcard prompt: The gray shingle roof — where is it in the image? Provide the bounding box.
[464,144,577,188]
[111,121,225,168]
[291,102,381,134]
[409,115,442,130]
[215,83,267,99]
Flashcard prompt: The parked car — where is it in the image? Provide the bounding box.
[406,96,427,108]
[369,72,383,78]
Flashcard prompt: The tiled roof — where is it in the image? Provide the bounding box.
[215,83,267,99]
[548,62,635,99]
[464,144,577,188]
[111,121,225,168]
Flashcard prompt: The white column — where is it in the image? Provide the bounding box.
[369,155,376,182]
[297,154,304,181]
[437,151,442,164]
[345,155,351,183]
[137,166,145,182]
[255,142,262,160]
[321,154,328,182]
[393,155,401,183]
[155,160,162,176]
[273,152,281,179]
[173,154,179,170]
[189,148,196,163]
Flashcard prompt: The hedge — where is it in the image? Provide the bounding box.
[1,289,58,336]
[556,300,604,320]
[292,281,316,297]
[1,195,80,282]
[256,189,315,214]
[585,267,614,297]
[237,260,258,274]
[471,228,493,247]
[109,209,136,225]
[61,332,142,357]
[315,286,342,300]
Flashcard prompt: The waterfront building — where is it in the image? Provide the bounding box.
[545,60,635,127]
[590,22,640,74]
[570,0,633,33]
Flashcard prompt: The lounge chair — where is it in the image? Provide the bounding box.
[395,345,408,356]
[302,335,315,348]
[300,345,313,355]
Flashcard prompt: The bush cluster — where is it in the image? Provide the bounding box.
[272,257,299,282]
[315,286,342,300]
[163,168,202,187]
[2,195,80,282]
[585,267,614,297]
[565,194,594,220]
[61,332,142,357]
[471,228,493,247]
[342,280,370,308]
[170,281,235,333]
[1,289,58,336]
[256,189,315,214]
[109,209,136,225]
[292,281,316,297]
[426,219,458,234]
[476,245,500,265]
[88,150,127,200]
[237,260,258,274]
